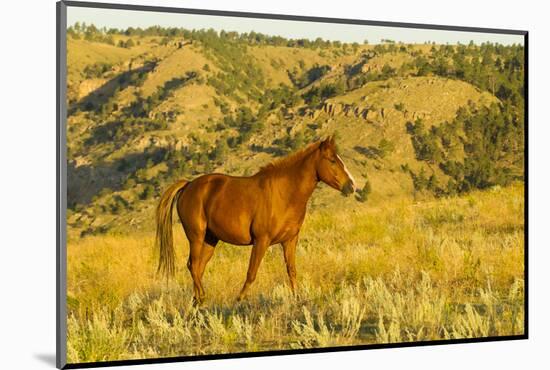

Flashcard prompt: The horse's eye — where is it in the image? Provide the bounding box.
[329,158,336,164]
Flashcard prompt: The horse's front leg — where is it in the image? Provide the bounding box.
[282,234,298,295]
[237,236,269,301]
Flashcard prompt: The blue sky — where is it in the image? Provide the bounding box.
[67,6,524,45]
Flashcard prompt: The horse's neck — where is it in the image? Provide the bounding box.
[273,152,318,206]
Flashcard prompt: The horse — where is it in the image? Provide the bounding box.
[155,136,357,303]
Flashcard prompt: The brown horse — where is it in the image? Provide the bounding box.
[155,136,356,303]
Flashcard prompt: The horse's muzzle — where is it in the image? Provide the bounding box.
[341,180,355,197]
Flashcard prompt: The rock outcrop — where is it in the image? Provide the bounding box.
[320,102,375,121]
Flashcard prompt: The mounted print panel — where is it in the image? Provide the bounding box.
[57,1,527,368]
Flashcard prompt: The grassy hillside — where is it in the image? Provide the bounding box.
[66,27,524,237]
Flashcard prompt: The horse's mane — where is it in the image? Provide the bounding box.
[256,141,321,175]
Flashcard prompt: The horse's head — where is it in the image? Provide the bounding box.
[316,136,357,196]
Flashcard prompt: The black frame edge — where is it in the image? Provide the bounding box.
[57,1,68,369]
[523,32,529,339]
[62,335,527,369]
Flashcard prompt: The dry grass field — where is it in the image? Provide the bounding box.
[66,183,524,363]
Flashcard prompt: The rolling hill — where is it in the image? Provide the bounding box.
[65,26,524,238]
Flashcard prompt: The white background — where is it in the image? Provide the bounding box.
[0,0,547,369]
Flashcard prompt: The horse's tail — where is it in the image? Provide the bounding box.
[155,179,189,278]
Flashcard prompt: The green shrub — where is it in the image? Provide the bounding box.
[356,178,372,202]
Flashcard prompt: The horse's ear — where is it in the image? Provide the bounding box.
[320,135,336,154]
[320,136,331,151]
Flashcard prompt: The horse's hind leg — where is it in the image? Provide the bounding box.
[196,232,218,301]
[178,187,212,305]
[187,239,204,304]
[186,233,218,304]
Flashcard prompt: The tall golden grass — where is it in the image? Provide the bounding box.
[66,184,524,363]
